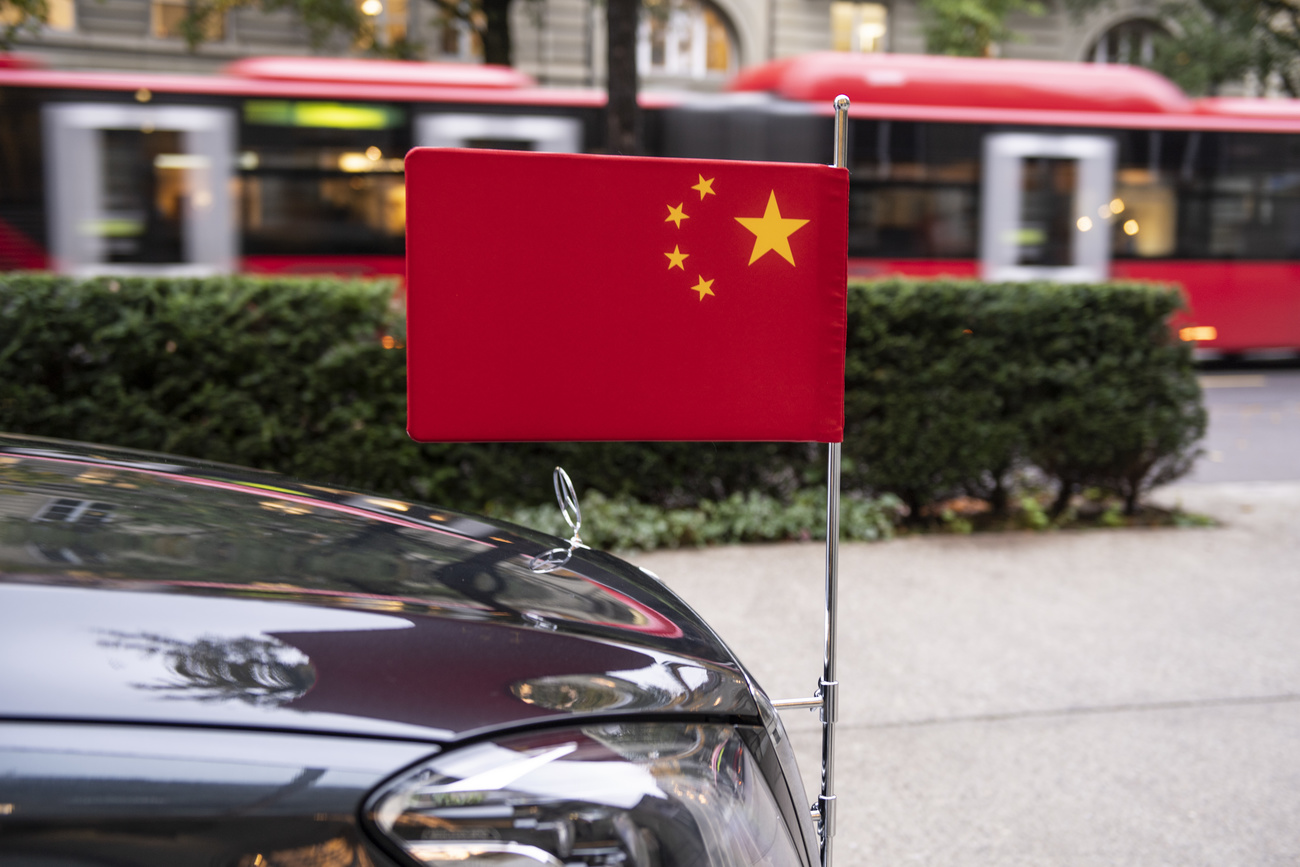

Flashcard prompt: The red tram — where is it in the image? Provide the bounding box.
[2,51,1298,352]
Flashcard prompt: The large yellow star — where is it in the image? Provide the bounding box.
[735,191,809,266]
[665,245,689,270]
[692,175,716,200]
[665,203,689,228]
[690,276,715,300]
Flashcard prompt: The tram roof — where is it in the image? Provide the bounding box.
[0,54,681,108]
[3,51,1300,132]
[728,52,1300,134]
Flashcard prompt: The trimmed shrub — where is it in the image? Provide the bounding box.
[844,279,1206,517]
[492,487,904,551]
[1,274,1205,526]
[0,274,808,510]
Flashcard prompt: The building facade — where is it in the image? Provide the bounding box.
[7,0,1167,88]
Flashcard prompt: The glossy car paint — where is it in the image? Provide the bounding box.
[0,723,433,866]
[0,434,818,867]
[0,436,756,739]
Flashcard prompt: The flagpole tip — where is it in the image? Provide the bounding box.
[833,94,850,111]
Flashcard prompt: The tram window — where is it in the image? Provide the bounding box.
[848,185,977,258]
[1109,130,1178,258]
[100,129,186,264]
[239,103,408,255]
[1111,171,1176,258]
[847,120,980,258]
[850,121,981,182]
[1015,158,1076,267]
[1129,130,1300,260]
[0,89,46,265]
[1197,133,1300,259]
[464,138,536,151]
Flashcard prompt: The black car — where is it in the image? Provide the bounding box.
[0,434,817,867]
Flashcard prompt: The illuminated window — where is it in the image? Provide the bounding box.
[1112,169,1176,258]
[151,0,225,39]
[47,0,75,30]
[831,1,887,53]
[638,0,737,79]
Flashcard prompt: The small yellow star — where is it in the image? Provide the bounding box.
[692,175,716,200]
[735,191,809,266]
[690,276,715,300]
[665,203,689,228]
[665,245,689,270]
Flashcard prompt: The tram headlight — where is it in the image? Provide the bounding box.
[368,722,804,867]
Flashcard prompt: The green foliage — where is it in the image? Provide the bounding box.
[0,273,412,482]
[0,274,1205,543]
[1017,494,1050,530]
[0,274,812,514]
[844,279,1205,519]
[0,0,47,45]
[1147,0,1300,97]
[917,0,1044,56]
[1062,0,1300,98]
[1148,0,1258,96]
[490,487,904,551]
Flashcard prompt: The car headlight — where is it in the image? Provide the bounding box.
[367,721,805,867]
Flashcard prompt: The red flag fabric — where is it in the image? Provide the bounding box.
[405,149,848,443]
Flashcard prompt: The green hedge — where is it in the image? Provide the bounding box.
[0,274,1205,522]
[0,274,809,511]
[843,280,1206,517]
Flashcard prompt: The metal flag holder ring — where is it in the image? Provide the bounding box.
[529,467,588,573]
[769,92,850,867]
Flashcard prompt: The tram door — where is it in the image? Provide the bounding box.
[980,133,1116,283]
[43,104,235,275]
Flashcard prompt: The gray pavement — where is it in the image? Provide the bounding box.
[1191,370,1300,483]
[629,481,1300,866]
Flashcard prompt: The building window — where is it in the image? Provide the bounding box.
[0,0,74,31]
[638,0,736,79]
[428,17,481,60]
[151,0,225,39]
[47,0,75,30]
[831,1,887,53]
[1087,18,1165,65]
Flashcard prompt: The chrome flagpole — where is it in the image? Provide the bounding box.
[773,93,849,867]
[819,93,849,867]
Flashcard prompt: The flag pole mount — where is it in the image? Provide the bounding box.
[772,92,849,867]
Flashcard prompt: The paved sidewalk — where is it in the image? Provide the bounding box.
[629,481,1300,866]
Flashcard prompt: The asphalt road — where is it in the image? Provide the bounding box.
[630,481,1300,865]
[1190,368,1300,483]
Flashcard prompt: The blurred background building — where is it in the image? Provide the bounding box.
[5,0,1166,89]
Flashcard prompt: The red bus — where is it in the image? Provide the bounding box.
[2,51,1299,353]
[667,52,1300,355]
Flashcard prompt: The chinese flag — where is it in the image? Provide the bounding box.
[406,149,848,443]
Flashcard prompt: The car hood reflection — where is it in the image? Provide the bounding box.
[0,438,757,739]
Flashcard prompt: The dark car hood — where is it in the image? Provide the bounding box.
[0,435,757,742]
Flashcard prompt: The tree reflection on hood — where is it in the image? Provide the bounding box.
[98,631,316,707]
